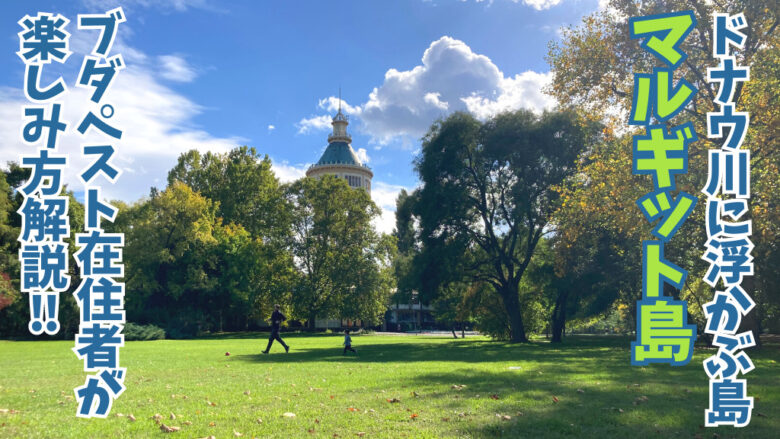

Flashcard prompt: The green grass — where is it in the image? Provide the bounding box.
[0,334,778,438]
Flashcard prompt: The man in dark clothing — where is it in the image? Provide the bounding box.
[262,304,289,354]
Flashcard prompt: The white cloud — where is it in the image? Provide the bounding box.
[0,39,242,203]
[355,148,370,164]
[371,181,412,235]
[157,55,197,82]
[272,161,308,183]
[301,36,555,144]
[296,115,332,134]
[318,96,360,114]
[461,70,554,119]
[267,124,275,131]
[516,0,563,10]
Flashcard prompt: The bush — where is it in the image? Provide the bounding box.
[124,322,166,341]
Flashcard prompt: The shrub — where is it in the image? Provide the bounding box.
[124,322,166,341]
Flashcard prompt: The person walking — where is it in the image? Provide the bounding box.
[262,304,289,354]
[342,329,356,355]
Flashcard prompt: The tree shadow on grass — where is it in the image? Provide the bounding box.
[229,335,780,438]
[230,335,638,364]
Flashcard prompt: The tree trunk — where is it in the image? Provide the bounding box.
[461,323,465,339]
[308,315,316,330]
[451,326,458,339]
[501,285,528,343]
[551,290,568,343]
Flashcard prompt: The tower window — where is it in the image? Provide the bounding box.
[346,175,361,187]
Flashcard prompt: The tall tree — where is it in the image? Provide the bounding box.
[547,0,779,337]
[286,175,394,328]
[167,146,290,240]
[414,110,600,342]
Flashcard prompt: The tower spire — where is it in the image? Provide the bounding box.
[329,86,350,143]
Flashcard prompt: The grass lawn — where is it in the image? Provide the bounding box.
[0,333,778,438]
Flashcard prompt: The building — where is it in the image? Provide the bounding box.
[303,101,435,332]
[305,103,372,192]
[306,102,372,329]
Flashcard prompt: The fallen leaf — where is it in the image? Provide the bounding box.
[577,389,585,394]
[450,385,465,390]
[516,411,524,417]
[128,414,136,422]
[490,394,499,400]
[225,352,230,356]
[410,413,418,419]
[411,391,420,398]
[552,396,559,403]
[170,412,176,420]
[256,418,263,424]
[386,398,400,403]
[244,390,251,396]
[441,417,450,422]
[233,431,243,437]
[152,413,163,424]
[501,415,511,421]
[357,433,366,437]
[347,407,358,412]
[183,421,192,426]
[308,428,315,434]
[330,395,335,399]
[283,412,297,418]
[160,424,180,433]
[618,408,624,413]
[209,421,216,427]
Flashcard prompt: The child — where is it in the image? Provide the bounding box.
[343,329,356,355]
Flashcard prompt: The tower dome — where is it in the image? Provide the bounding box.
[305,97,373,192]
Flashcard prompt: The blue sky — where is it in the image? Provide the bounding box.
[0,0,603,232]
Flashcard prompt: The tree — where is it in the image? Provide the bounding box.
[121,181,284,336]
[547,0,779,339]
[414,110,600,342]
[286,175,394,328]
[167,146,290,241]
